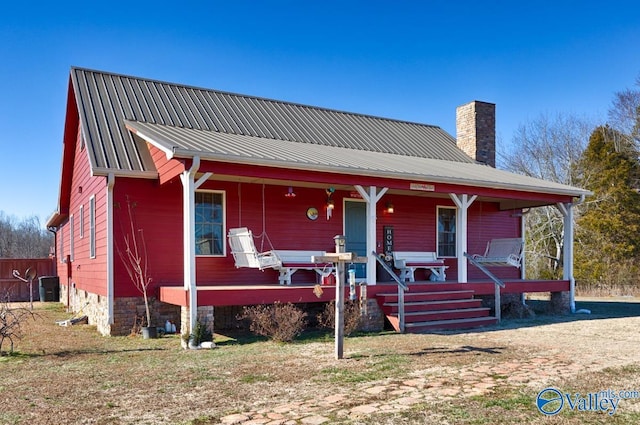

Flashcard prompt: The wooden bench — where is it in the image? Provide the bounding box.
[392,251,448,282]
[272,250,334,285]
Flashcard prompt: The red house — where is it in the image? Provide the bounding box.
[47,67,589,336]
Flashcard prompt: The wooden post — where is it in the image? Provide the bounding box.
[312,242,367,360]
[334,235,346,360]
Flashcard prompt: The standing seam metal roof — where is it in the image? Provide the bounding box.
[70,67,476,175]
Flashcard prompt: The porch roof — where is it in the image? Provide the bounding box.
[126,120,590,198]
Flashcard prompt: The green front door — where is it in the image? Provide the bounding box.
[344,200,367,278]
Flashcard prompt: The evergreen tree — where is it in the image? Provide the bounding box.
[575,126,640,289]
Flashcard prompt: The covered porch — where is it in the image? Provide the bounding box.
[159,279,570,307]
[159,278,571,333]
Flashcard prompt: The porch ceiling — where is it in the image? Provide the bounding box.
[125,120,590,204]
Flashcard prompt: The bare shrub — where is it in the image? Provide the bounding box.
[239,302,307,343]
[317,300,362,336]
[0,293,38,354]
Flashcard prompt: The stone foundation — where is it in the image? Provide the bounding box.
[359,299,384,332]
[60,283,180,336]
[180,305,215,337]
[549,291,571,315]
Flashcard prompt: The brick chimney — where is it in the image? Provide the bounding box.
[456,101,496,167]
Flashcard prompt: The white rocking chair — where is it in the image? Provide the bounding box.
[227,227,280,270]
[471,238,524,268]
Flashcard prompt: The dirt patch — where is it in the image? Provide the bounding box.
[1,298,639,424]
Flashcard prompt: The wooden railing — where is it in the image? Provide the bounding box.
[372,252,408,333]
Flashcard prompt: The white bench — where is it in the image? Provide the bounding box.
[272,250,334,285]
[392,251,448,282]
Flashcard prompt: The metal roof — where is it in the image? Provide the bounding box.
[70,67,475,176]
[69,67,589,198]
[125,120,589,197]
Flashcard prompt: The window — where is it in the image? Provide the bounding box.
[69,215,74,262]
[437,207,456,257]
[195,191,225,255]
[79,205,84,238]
[89,195,96,258]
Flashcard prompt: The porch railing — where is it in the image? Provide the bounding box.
[464,253,505,322]
[372,252,409,333]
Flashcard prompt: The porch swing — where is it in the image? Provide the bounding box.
[469,238,524,268]
[227,184,280,270]
[226,184,334,285]
[227,227,280,270]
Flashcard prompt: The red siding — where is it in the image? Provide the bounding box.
[56,123,109,296]
[148,143,185,184]
[112,178,184,297]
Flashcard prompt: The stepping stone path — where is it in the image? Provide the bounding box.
[218,352,588,424]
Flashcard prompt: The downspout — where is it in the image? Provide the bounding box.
[107,173,115,327]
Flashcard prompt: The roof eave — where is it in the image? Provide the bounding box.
[169,148,591,199]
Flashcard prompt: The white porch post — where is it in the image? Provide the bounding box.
[557,202,576,313]
[180,157,207,334]
[449,194,477,283]
[354,185,388,284]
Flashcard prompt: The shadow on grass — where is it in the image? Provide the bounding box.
[411,345,505,356]
[2,346,168,359]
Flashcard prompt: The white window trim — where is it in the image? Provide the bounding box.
[79,204,84,238]
[436,206,457,258]
[59,226,64,263]
[69,215,74,262]
[195,190,226,257]
[89,195,96,259]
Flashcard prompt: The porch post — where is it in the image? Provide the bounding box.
[180,157,200,334]
[354,185,388,284]
[450,194,477,283]
[557,202,576,313]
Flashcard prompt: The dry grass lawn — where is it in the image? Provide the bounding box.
[1,298,639,424]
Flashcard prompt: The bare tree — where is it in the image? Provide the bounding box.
[0,212,52,258]
[0,291,38,354]
[116,198,154,328]
[608,75,640,148]
[499,113,595,278]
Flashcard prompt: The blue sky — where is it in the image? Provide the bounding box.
[1,1,639,225]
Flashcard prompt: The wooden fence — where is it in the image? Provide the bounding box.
[0,258,56,302]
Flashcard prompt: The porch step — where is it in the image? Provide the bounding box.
[405,316,499,332]
[376,287,497,333]
[377,289,476,302]
[382,298,483,314]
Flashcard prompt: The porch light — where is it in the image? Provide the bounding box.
[386,202,394,214]
[285,186,296,198]
[326,198,335,209]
